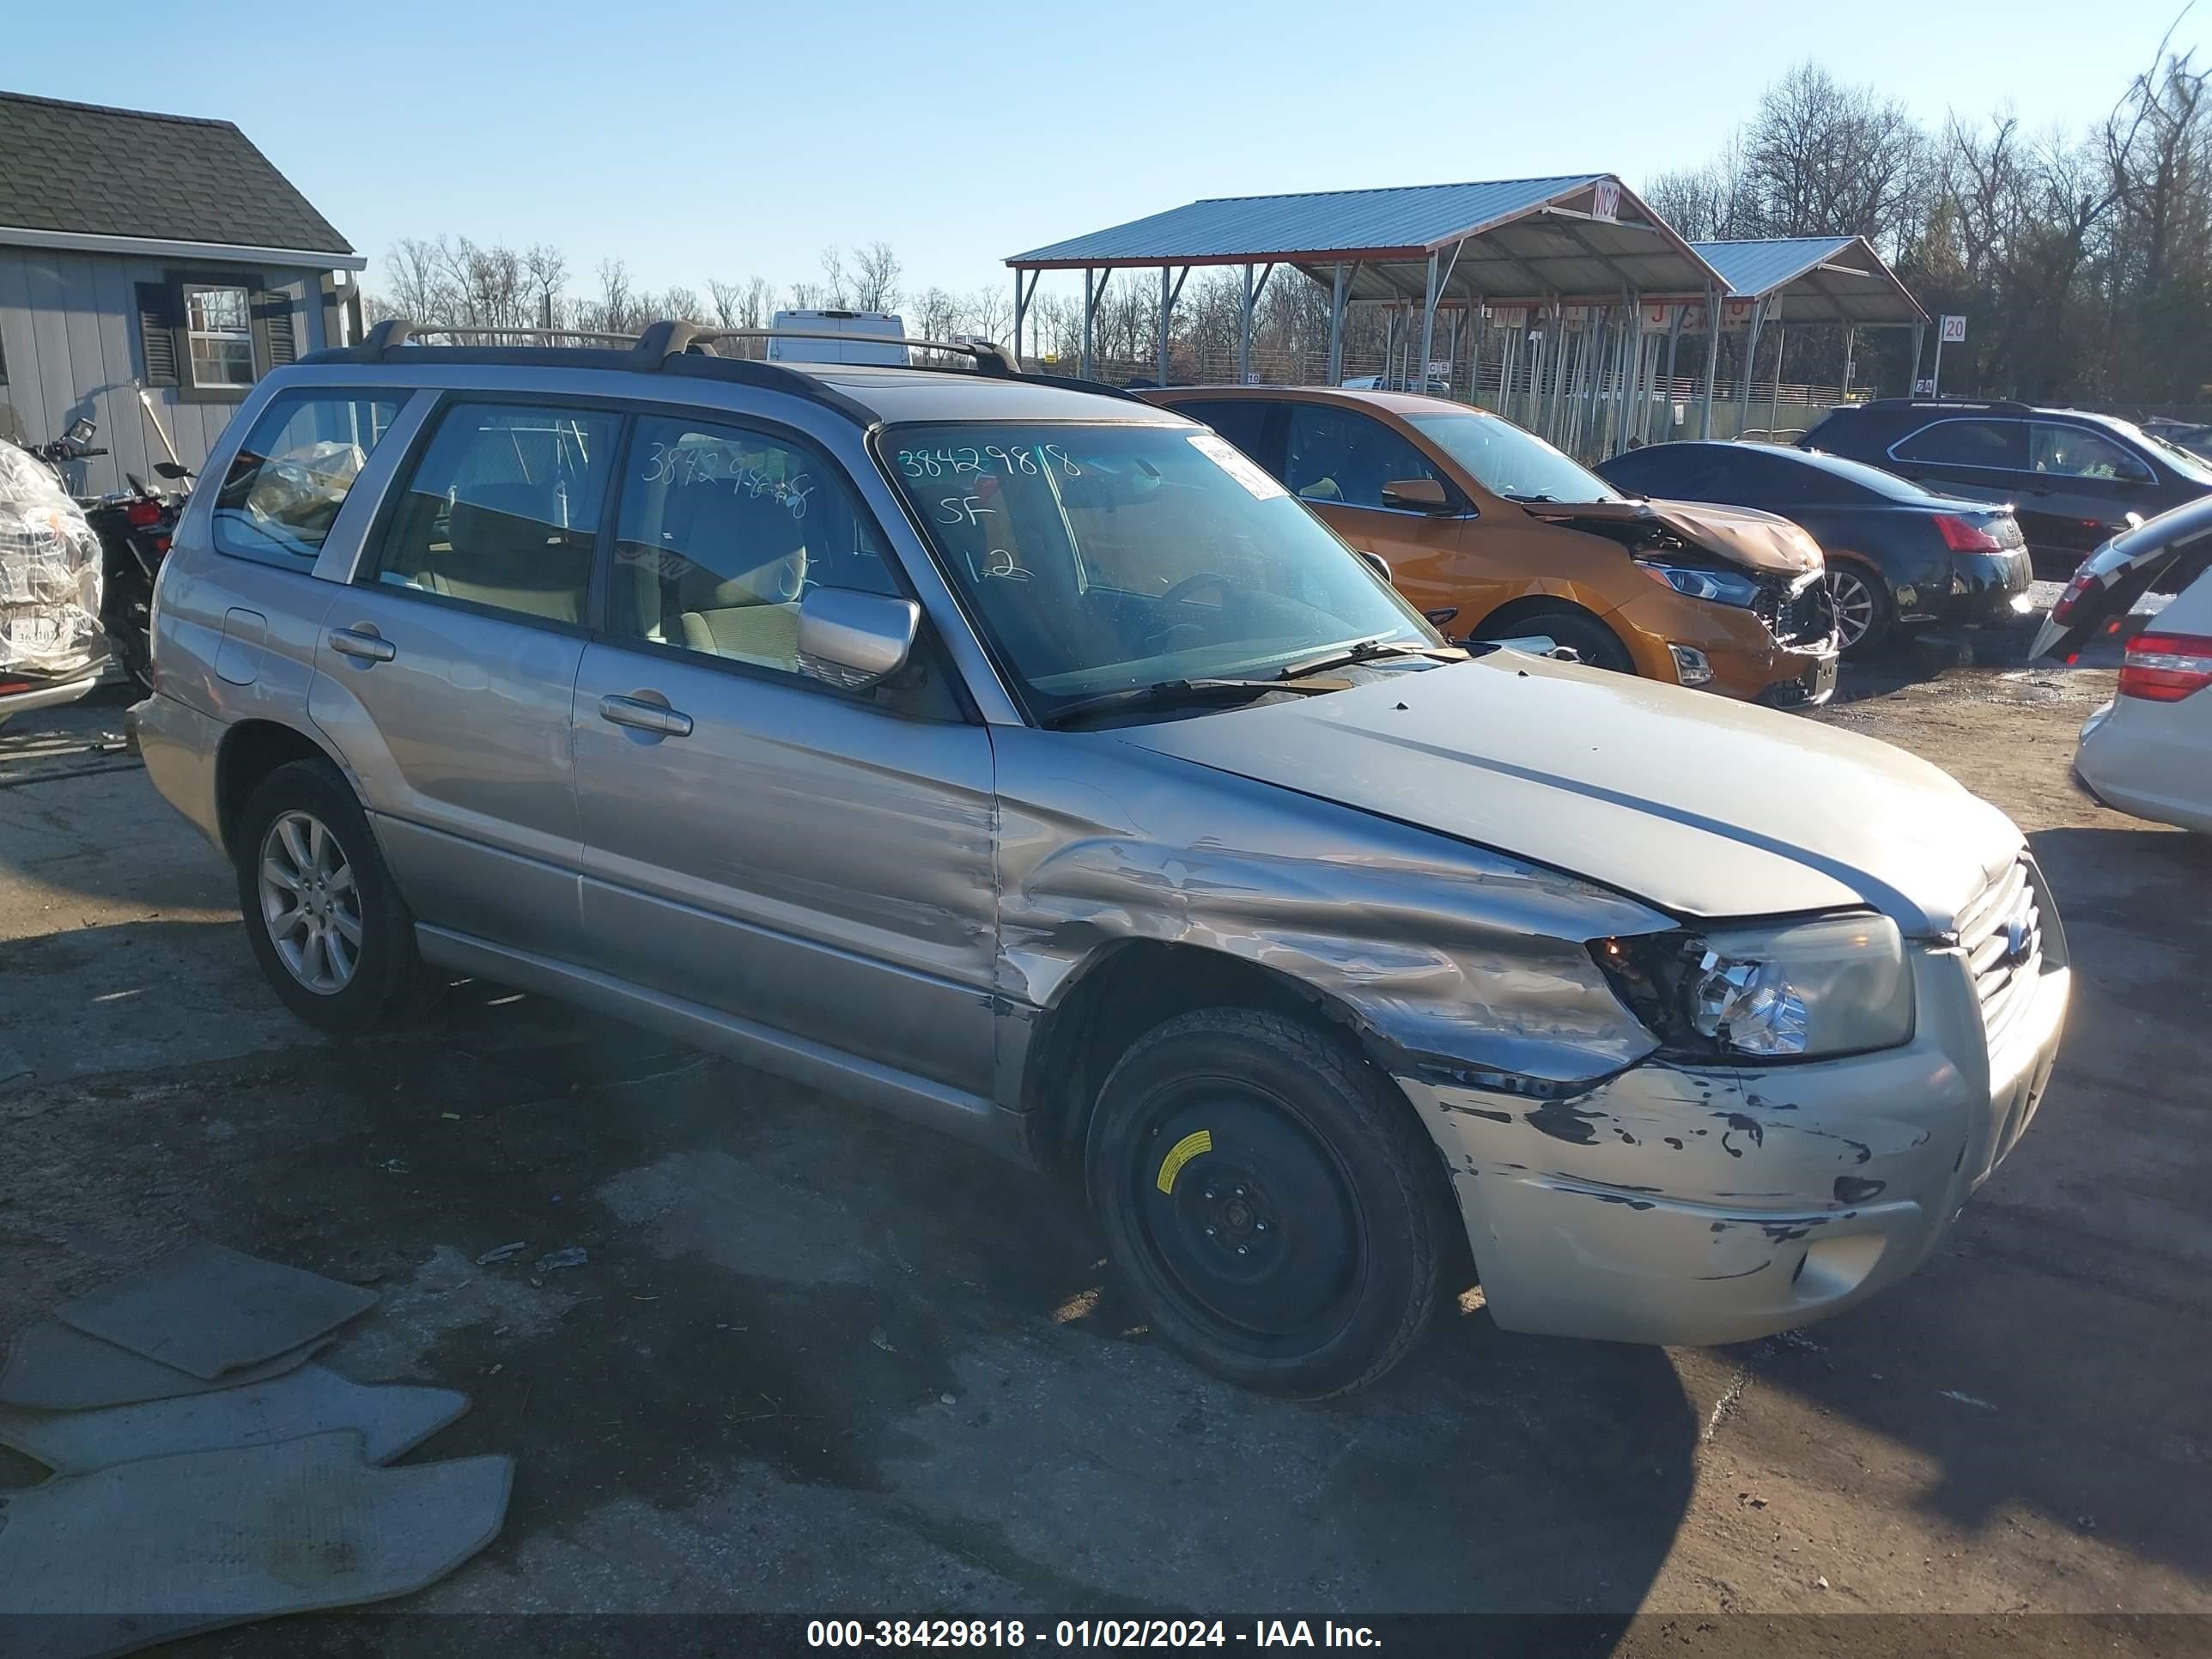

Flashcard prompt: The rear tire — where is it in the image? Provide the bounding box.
[1475,607,1635,673]
[234,757,424,1036]
[1825,562,1893,656]
[1085,1008,1452,1399]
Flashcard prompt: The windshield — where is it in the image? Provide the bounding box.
[1407,411,1623,504]
[2124,420,2212,485]
[879,422,1437,720]
[1797,448,1951,501]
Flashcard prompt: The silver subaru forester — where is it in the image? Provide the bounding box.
[133,322,2069,1396]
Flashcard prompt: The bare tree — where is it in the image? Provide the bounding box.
[850,240,902,313]
[817,246,850,308]
[525,243,568,329]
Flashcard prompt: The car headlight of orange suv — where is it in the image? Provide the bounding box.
[1637,560,1763,609]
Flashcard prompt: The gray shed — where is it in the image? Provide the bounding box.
[0,91,366,495]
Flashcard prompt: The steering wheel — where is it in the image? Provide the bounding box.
[1158,572,1235,609]
[1143,571,1237,654]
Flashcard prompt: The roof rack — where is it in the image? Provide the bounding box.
[328,317,1019,373]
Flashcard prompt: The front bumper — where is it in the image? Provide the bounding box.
[1399,943,2069,1346]
[1607,585,1837,708]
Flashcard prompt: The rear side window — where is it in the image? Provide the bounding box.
[1177,400,1279,470]
[210,392,402,563]
[367,402,619,626]
[2031,423,2154,483]
[1284,406,1447,509]
[1893,419,2027,469]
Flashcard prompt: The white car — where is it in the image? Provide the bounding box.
[2034,497,2212,832]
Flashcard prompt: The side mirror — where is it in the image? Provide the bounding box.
[798,586,921,691]
[1354,549,1393,585]
[1381,477,1449,513]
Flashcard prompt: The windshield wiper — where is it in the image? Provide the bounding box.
[1275,636,1450,681]
[1504,491,1559,503]
[1042,678,1310,729]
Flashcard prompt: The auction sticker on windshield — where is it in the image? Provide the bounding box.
[1188,433,1285,499]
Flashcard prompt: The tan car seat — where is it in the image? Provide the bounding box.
[670,483,809,668]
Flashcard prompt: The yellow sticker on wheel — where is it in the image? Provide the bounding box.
[1156,1129,1212,1195]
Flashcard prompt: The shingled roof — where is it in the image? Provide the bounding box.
[0,91,353,258]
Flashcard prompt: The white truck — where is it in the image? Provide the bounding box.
[767,309,909,367]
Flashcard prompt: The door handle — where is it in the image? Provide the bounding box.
[328,626,395,663]
[599,693,693,738]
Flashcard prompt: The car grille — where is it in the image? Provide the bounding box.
[1957,857,2044,1045]
[1753,575,1837,647]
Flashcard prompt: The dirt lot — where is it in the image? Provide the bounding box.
[2,613,2208,1654]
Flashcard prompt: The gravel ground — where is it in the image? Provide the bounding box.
[1,604,2206,1654]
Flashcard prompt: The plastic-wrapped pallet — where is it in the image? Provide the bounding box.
[0,443,104,678]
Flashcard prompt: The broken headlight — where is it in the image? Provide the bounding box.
[1590,915,1913,1060]
[1638,562,1760,608]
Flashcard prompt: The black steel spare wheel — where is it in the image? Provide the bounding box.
[1138,1091,1362,1342]
[1086,1008,1451,1398]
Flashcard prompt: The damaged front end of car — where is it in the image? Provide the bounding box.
[1400,884,2068,1348]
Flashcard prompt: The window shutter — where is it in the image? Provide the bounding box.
[137,283,179,386]
[251,289,297,374]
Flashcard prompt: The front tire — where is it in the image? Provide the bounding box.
[1085,1009,1453,1398]
[1475,607,1635,674]
[234,757,423,1036]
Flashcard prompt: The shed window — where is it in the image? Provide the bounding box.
[186,286,256,388]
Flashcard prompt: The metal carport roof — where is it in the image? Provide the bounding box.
[1006,175,1729,306]
[1689,235,1925,325]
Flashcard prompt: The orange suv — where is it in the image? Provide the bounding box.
[1142,386,1839,706]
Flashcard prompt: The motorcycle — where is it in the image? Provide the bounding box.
[14,417,192,695]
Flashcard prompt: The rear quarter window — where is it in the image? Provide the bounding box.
[211,392,404,566]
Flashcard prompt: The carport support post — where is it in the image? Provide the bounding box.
[1418,250,1440,395]
[1012,269,1030,363]
[1840,325,1857,400]
[1158,266,1171,386]
[1328,262,1347,385]
[1469,298,1485,408]
[1698,286,1721,439]
[1735,296,1768,436]
[1766,294,1788,437]
[1911,320,1925,398]
[1664,305,1684,437]
[1079,268,1097,380]
[1238,263,1256,385]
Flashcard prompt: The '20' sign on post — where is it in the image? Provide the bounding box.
[1940,315,1967,343]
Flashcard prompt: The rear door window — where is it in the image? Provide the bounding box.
[2031,423,2154,483]
[365,402,619,626]
[1893,419,2028,470]
[1283,406,1448,508]
[211,392,403,564]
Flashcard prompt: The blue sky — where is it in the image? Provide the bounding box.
[11,0,2204,309]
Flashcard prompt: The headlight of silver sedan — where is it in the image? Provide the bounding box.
[1591,914,1914,1060]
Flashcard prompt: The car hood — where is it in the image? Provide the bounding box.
[1117,652,2020,935]
[1522,497,1824,576]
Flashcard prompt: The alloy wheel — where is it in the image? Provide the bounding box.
[1826,567,1879,651]
[258,810,362,994]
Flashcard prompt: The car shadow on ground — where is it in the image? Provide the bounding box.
[1701,820,2212,1589]
[5,976,1702,1630]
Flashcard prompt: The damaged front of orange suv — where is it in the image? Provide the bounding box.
[1144,386,1840,708]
